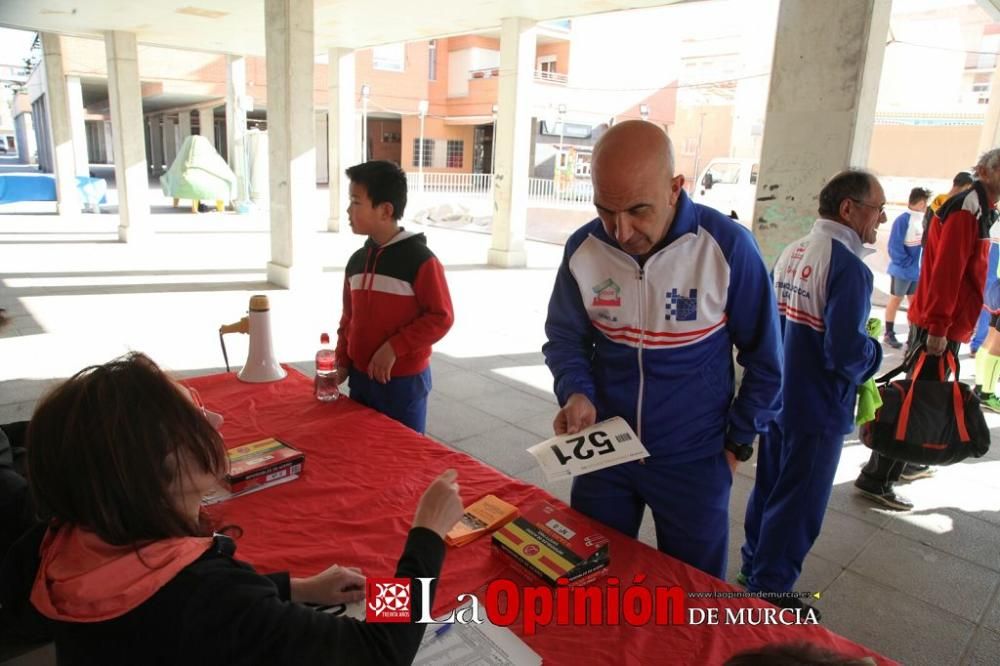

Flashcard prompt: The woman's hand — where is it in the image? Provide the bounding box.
[412,469,463,539]
[291,564,366,606]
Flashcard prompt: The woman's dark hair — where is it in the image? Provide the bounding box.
[818,169,874,220]
[725,642,874,665]
[346,160,408,220]
[27,352,226,546]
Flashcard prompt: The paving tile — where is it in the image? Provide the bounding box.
[727,472,755,527]
[515,410,560,439]
[462,388,554,422]
[0,401,34,424]
[883,508,1000,572]
[962,627,1000,666]
[825,482,894,528]
[450,424,539,476]
[981,587,1000,634]
[818,570,973,666]
[425,396,506,443]
[431,369,511,401]
[810,508,879,567]
[0,378,61,406]
[795,552,845,598]
[849,530,998,622]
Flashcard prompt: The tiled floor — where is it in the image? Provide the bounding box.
[2,196,1000,665]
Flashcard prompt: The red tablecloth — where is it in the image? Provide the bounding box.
[187,369,895,666]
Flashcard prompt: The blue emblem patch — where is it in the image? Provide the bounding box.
[666,288,697,321]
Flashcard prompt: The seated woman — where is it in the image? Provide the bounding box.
[2,352,463,664]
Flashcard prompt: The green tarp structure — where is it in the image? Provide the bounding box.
[160,135,238,202]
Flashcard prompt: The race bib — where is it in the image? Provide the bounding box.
[527,417,649,481]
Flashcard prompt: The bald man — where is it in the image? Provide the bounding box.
[542,121,782,578]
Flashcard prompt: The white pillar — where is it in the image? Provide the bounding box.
[66,75,90,177]
[265,0,317,287]
[162,115,177,169]
[753,0,890,264]
[327,47,356,232]
[198,107,215,148]
[178,110,192,146]
[148,115,163,175]
[979,62,1000,154]
[14,113,32,165]
[40,33,80,214]
[105,30,151,242]
[103,120,114,164]
[488,17,536,268]
[226,55,248,202]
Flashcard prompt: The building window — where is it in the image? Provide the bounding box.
[373,43,405,72]
[447,140,463,168]
[428,40,437,81]
[412,138,432,167]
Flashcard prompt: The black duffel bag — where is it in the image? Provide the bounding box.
[859,351,990,466]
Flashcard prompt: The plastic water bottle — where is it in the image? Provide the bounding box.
[314,333,339,402]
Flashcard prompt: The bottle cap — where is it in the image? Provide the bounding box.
[320,332,330,344]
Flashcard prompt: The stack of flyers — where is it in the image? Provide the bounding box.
[445,494,519,547]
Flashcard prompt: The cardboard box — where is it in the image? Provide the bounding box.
[492,501,609,585]
[202,438,304,504]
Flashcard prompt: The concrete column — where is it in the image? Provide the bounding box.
[40,33,80,214]
[488,17,536,268]
[198,107,215,148]
[753,0,890,265]
[66,76,90,177]
[226,55,248,201]
[162,115,177,169]
[148,115,163,174]
[178,110,192,147]
[265,0,317,287]
[105,30,151,242]
[14,115,32,165]
[327,47,356,232]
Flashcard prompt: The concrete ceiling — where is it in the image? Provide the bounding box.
[0,0,687,55]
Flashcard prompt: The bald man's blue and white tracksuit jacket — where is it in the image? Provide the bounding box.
[741,219,883,593]
[543,191,782,578]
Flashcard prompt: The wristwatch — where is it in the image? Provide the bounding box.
[724,439,754,462]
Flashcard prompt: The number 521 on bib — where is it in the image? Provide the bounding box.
[527,417,649,482]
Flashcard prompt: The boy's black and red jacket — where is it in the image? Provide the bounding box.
[908,181,996,342]
[336,230,454,377]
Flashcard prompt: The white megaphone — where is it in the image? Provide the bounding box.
[219,294,287,383]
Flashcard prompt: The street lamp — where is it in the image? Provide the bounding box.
[639,104,649,121]
[418,99,429,193]
[360,84,371,161]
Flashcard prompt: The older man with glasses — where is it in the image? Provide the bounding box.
[739,169,885,615]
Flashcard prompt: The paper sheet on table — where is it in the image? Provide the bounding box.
[413,610,541,666]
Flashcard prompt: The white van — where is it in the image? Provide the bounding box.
[693,158,759,227]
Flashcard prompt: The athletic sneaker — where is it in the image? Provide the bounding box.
[899,464,934,481]
[981,395,1000,414]
[882,331,903,349]
[854,482,914,511]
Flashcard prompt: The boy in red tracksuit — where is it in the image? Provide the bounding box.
[335,161,454,433]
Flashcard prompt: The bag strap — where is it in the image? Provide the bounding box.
[944,352,971,443]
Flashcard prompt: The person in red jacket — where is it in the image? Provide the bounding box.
[855,148,1000,510]
[335,161,455,434]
